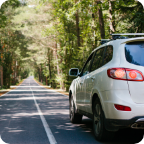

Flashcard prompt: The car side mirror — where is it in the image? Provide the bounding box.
[78,73,81,77]
[69,68,79,77]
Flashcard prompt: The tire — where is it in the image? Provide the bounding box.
[69,95,82,123]
[93,98,114,141]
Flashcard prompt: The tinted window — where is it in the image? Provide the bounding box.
[103,45,113,65]
[90,47,105,72]
[125,42,144,66]
[82,53,94,76]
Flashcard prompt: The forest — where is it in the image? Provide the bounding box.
[0,0,144,90]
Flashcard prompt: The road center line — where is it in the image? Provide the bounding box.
[29,79,57,144]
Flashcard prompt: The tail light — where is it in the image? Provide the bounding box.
[114,104,131,111]
[107,68,144,81]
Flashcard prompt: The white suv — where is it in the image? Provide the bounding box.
[69,34,144,141]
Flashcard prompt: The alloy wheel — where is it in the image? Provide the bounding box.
[70,97,74,119]
[94,104,101,135]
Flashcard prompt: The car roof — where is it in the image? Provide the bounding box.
[92,37,144,53]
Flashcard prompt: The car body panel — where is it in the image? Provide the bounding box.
[75,76,86,111]
[69,37,144,124]
[119,43,144,104]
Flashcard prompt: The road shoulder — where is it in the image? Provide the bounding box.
[0,79,25,96]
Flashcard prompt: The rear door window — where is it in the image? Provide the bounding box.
[125,42,144,66]
[81,53,94,76]
[90,47,105,72]
[103,45,113,65]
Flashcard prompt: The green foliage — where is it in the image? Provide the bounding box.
[0,0,20,28]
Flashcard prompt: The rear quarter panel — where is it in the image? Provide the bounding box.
[90,41,129,115]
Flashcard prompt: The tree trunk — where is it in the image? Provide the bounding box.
[40,65,43,83]
[14,60,17,85]
[0,66,3,89]
[55,43,60,76]
[8,62,12,88]
[46,76,47,85]
[75,0,81,48]
[76,12,81,48]
[92,7,97,49]
[109,0,115,33]
[40,67,41,82]
[53,43,60,75]
[48,49,52,86]
[38,68,41,82]
[55,43,62,89]
[59,43,64,90]
[97,0,105,39]
[60,69,65,90]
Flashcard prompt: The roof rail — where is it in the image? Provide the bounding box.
[112,33,144,36]
[111,33,144,40]
[99,39,110,45]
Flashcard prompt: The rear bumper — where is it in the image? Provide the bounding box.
[105,116,144,131]
[101,90,144,119]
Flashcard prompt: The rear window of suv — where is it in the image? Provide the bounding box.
[125,42,144,66]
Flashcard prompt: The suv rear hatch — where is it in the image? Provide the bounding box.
[125,41,144,104]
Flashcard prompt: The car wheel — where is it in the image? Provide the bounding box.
[69,95,82,123]
[93,98,114,141]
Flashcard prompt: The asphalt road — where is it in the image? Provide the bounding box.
[0,77,143,144]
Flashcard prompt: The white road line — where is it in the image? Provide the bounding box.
[11,86,50,87]
[29,80,57,144]
[7,90,58,92]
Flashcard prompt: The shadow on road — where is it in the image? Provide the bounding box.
[78,118,144,144]
[0,78,143,144]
